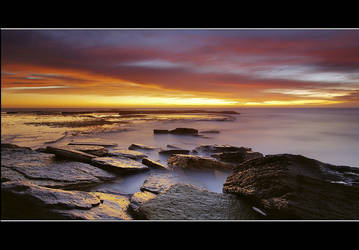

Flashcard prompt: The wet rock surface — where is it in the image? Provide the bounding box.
[128,143,158,150]
[200,130,220,134]
[154,128,199,136]
[1,144,116,189]
[108,149,147,160]
[168,154,235,171]
[142,158,169,170]
[169,128,198,135]
[223,154,359,219]
[45,146,96,163]
[139,173,185,194]
[68,142,118,147]
[1,181,132,220]
[211,150,264,163]
[66,145,109,156]
[91,157,149,173]
[159,149,190,156]
[133,184,260,220]
[129,191,157,216]
[194,144,252,154]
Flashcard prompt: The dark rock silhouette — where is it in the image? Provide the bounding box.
[223,154,359,219]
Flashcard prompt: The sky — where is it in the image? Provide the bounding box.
[1,29,359,108]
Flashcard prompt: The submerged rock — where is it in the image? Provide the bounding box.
[108,149,147,160]
[159,149,190,156]
[169,128,198,135]
[166,144,187,150]
[46,146,96,163]
[211,150,264,163]
[128,143,158,150]
[68,142,118,147]
[142,158,169,170]
[194,144,252,154]
[223,154,359,220]
[66,145,109,156]
[129,191,157,216]
[200,130,220,134]
[153,129,169,134]
[168,154,235,171]
[91,157,149,173]
[139,173,185,194]
[1,144,116,189]
[133,184,260,220]
[1,181,100,219]
[55,192,133,220]
[1,181,132,220]
[153,128,198,136]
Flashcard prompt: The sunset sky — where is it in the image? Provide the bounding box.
[1,29,359,108]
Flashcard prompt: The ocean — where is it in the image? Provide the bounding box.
[2,107,359,194]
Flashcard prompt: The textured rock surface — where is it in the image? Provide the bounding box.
[168,154,235,171]
[169,128,198,135]
[66,145,109,156]
[200,130,220,134]
[1,181,132,220]
[129,191,157,216]
[154,128,199,135]
[141,158,169,170]
[153,129,169,134]
[194,144,251,154]
[134,184,260,220]
[159,149,190,156]
[68,142,118,147]
[108,149,147,160]
[1,144,116,189]
[92,157,149,173]
[54,192,133,220]
[46,146,96,163]
[212,151,264,163]
[139,173,185,194]
[128,143,158,150]
[223,154,359,219]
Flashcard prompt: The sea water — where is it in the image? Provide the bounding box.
[2,108,359,194]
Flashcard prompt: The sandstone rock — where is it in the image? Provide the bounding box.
[66,145,109,156]
[142,158,169,170]
[91,157,149,173]
[1,181,132,220]
[108,149,147,160]
[153,129,169,134]
[168,154,235,171]
[54,192,133,220]
[139,173,185,194]
[167,144,186,149]
[1,181,100,219]
[200,130,220,133]
[169,128,198,135]
[128,143,158,150]
[134,184,260,220]
[129,191,157,216]
[1,144,116,189]
[159,149,190,156]
[211,151,264,163]
[194,144,251,154]
[223,154,359,220]
[68,142,118,147]
[46,146,96,163]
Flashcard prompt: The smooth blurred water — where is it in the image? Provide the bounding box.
[2,108,359,167]
[2,108,359,194]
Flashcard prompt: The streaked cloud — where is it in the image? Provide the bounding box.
[1,29,359,107]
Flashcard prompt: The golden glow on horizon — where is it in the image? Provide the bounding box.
[1,65,354,108]
[244,99,343,106]
[1,92,239,108]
